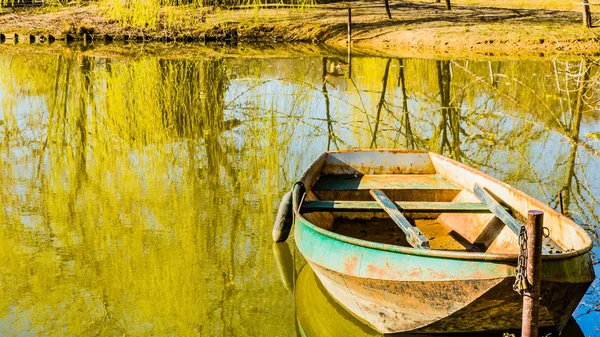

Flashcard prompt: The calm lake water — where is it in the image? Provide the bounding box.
[0,44,598,336]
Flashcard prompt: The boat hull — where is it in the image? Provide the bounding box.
[295,216,595,334]
[295,265,586,337]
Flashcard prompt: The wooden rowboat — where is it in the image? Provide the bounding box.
[274,149,594,334]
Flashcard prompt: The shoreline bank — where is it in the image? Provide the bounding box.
[1,2,600,57]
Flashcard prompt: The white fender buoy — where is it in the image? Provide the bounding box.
[272,191,293,242]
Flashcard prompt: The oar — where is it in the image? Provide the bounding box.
[473,183,562,253]
[370,189,430,249]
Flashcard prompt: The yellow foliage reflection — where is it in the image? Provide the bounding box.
[1,49,599,336]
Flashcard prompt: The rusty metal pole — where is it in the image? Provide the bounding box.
[347,8,352,44]
[522,210,544,337]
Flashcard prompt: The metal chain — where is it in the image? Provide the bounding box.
[513,225,529,295]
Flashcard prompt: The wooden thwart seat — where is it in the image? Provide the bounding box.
[301,200,493,213]
[312,174,461,191]
[303,177,564,253]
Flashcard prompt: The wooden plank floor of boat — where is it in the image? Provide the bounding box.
[332,218,473,251]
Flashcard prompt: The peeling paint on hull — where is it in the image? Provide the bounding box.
[307,261,592,334]
[295,265,587,337]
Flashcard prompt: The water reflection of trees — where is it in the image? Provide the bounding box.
[0,54,296,336]
[2,51,600,335]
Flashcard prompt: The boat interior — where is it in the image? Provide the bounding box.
[298,150,586,255]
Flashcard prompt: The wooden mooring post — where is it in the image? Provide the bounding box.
[347,8,352,44]
[347,7,352,79]
[522,210,543,337]
[347,44,352,79]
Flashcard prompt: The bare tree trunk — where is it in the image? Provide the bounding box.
[322,58,337,151]
[563,59,590,210]
[398,59,415,149]
[76,56,91,188]
[433,60,459,158]
[445,0,451,10]
[583,0,592,28]
[384,0,392,19]
[371,59,392,148]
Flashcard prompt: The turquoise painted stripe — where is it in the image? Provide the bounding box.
[295,216,594,283]
[295,217,513,281]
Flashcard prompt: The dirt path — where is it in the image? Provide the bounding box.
[1,1,599,56]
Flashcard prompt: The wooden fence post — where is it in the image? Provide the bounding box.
[385,0,392,19]
[583,0,592,28]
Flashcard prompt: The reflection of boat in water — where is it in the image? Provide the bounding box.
[294,265,585,337]
[296,264,381,337]
[272,242,295,294]
[276,149,594,334]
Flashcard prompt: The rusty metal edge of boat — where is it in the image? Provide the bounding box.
[294,148,594,262]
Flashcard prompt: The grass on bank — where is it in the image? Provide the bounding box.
[2,0,600,57]
[0,0,316,28]
[1,0,598,29]
[450,0,596,12]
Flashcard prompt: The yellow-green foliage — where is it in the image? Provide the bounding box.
[1,0,314,28]
[0,52,303,336]
[98,0,315,28]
